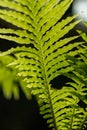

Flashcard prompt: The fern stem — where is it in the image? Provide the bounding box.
[69,98,78,130]
[48,92,58,130]
[39,46,58,130]
[69,107,75,130]
[43,73,58,130]
[29,3,58,129]
[35,32,58,129]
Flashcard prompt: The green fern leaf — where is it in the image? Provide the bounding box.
[66,46,87,129]
[0,54,31,99]
[39,87,86,129]
[0,0,84,129]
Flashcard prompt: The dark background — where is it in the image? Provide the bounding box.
[0,2,87,130]
[0,90,50,130]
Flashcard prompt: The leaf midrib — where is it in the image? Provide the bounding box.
[30,3,58,129]
[39,45,58,130]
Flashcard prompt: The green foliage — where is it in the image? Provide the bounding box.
[0,0,86,129]
[0,54,31,99]
[65,44,87,129]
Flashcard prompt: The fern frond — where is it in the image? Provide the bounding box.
[39,87,86,129]
[0,54,31,99]
[66,46,87,129]
[0,0,79,89]
[66,52,87,99]
[0,46,44,96]
[0,0,84,129]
